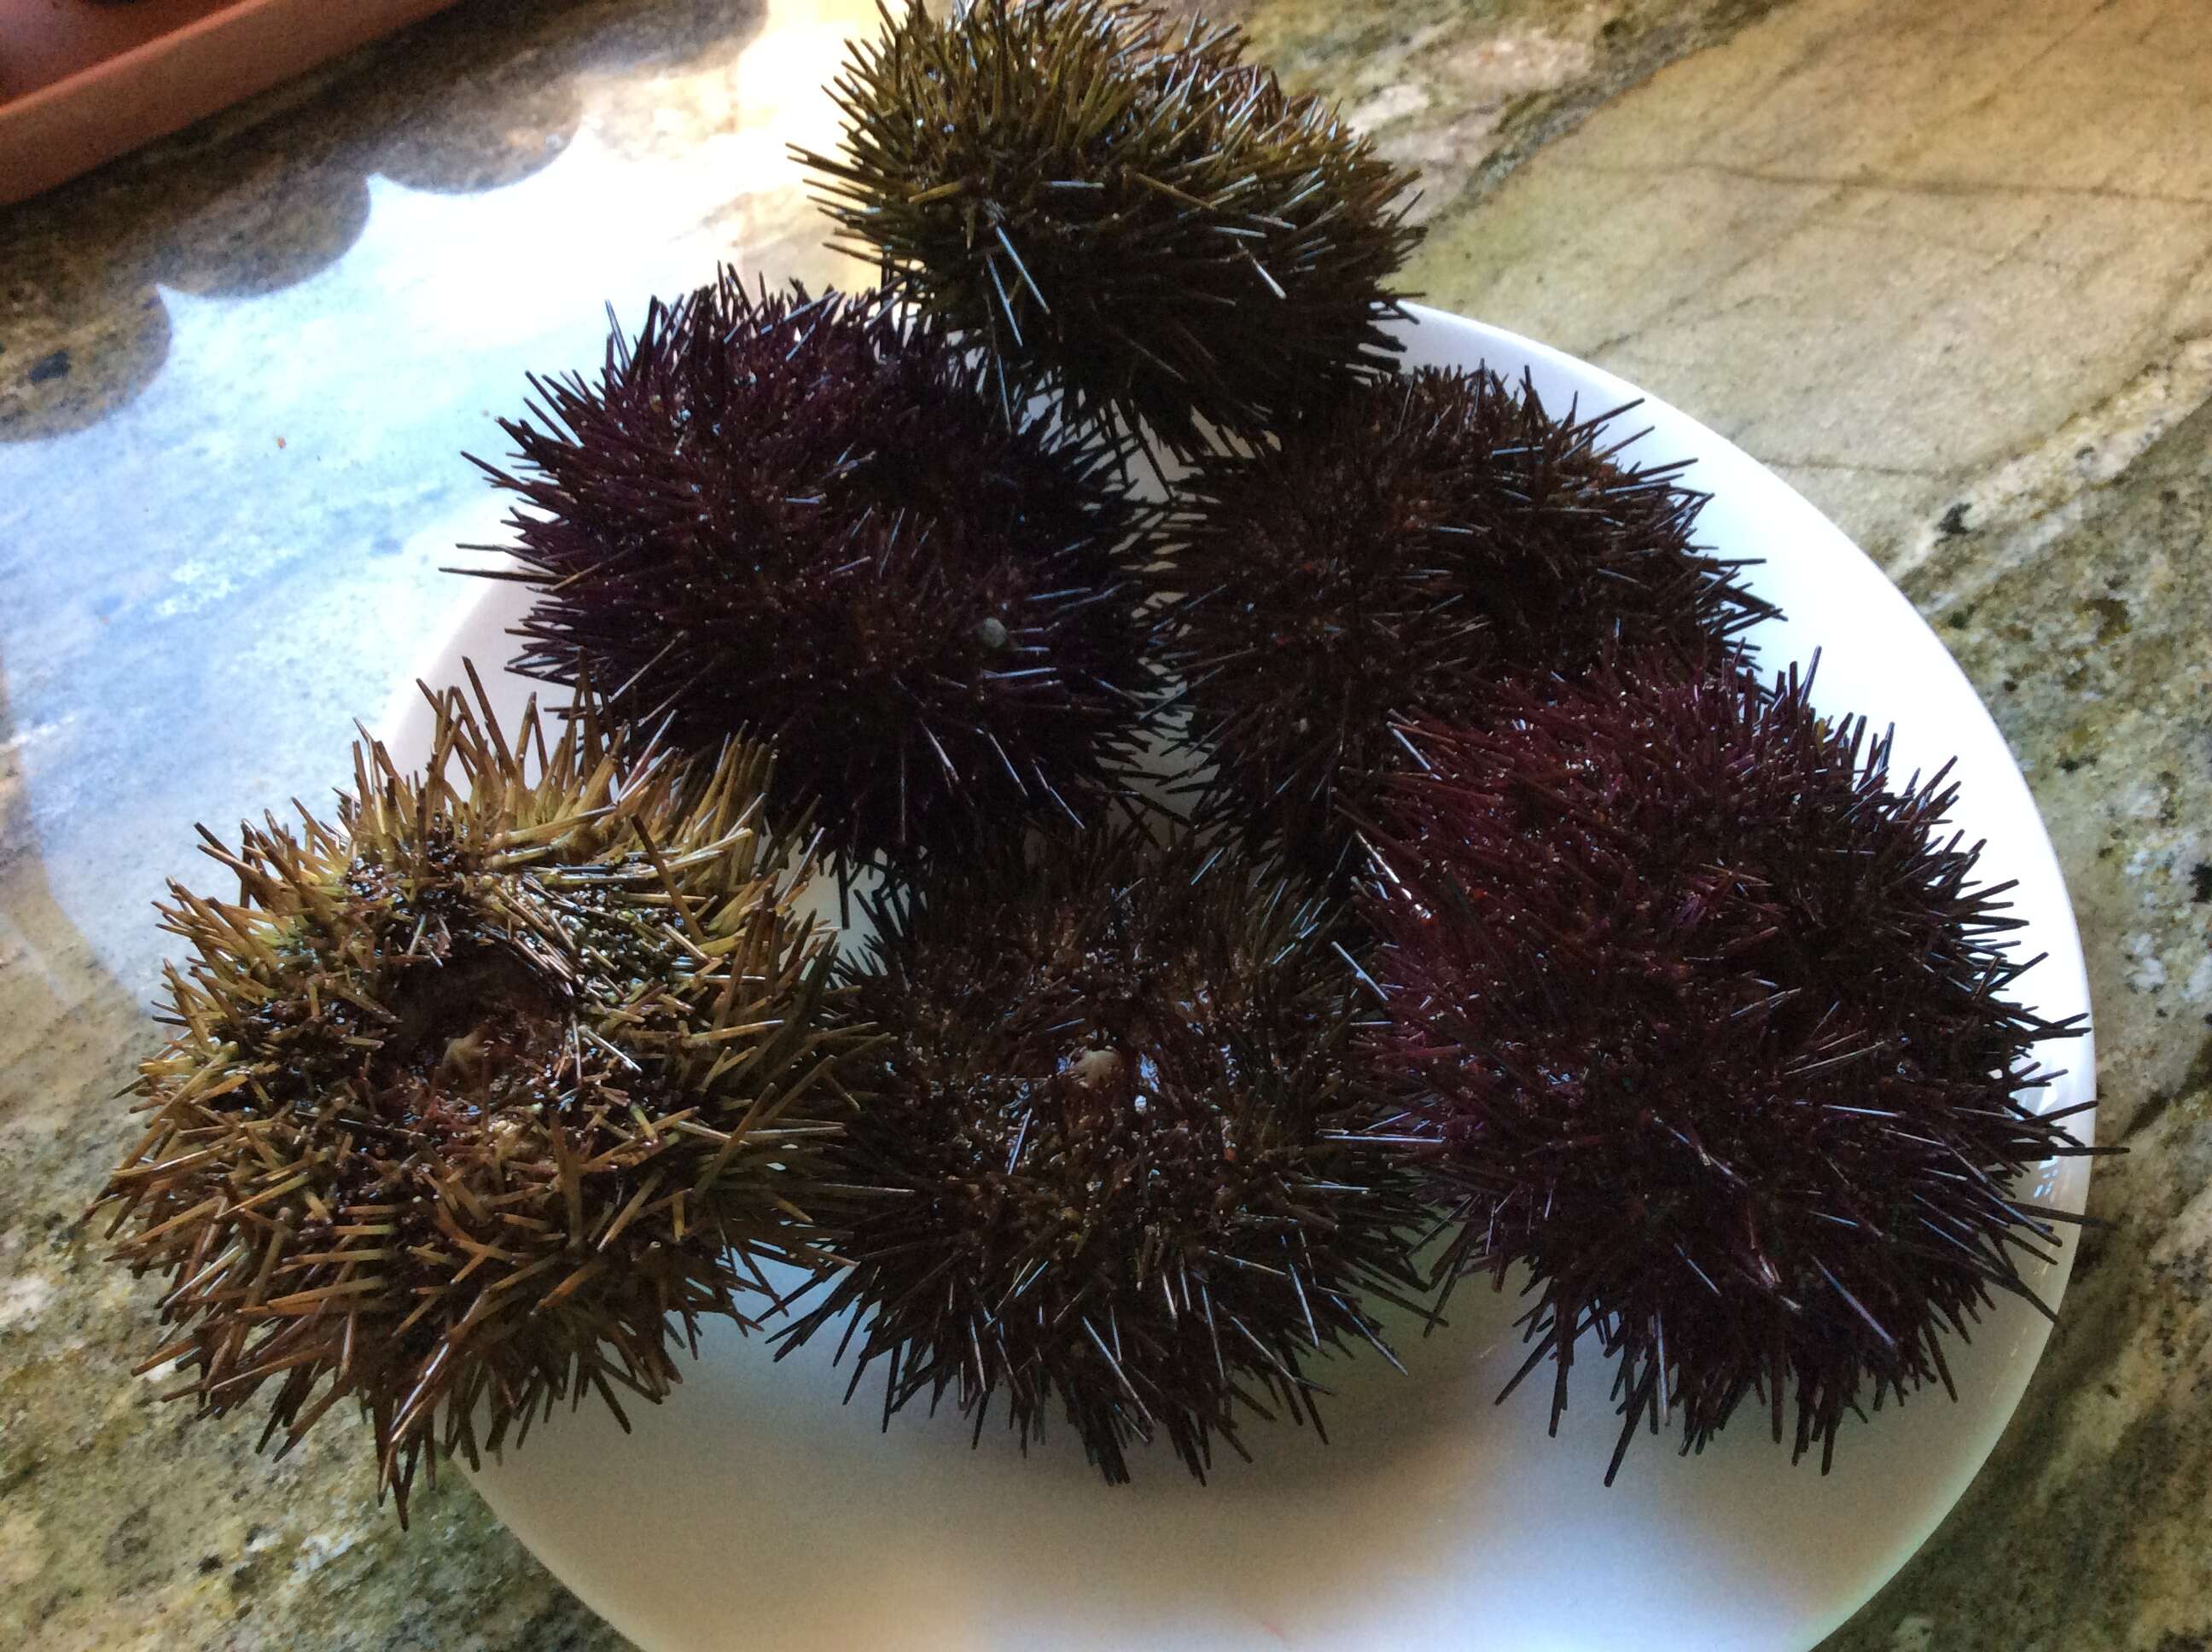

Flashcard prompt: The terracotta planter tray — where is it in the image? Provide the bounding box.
[2,0,462,206]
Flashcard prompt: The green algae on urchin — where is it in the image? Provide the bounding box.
[95,679,861,1521]
[781,823,1433,1484]
[1155,365,1778,871]
[799,0,1423,457]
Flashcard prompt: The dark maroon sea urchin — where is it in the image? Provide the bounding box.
[1155,365,1777,870]
[474,271,1155,883]
[781,824,1432,1484]
[1359,660,2095,1480]
[800,0,1422,457]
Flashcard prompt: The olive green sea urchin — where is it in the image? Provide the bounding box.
[800,0,1423,456]
[95,678,860,1520]
[781,823,1432,1483]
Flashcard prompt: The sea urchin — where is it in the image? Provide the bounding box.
[1156,365,1776,868]
[782,824,1432,1483]
[95,676,859,1519]
[1359,661,2094,1480]
[801,0,1423,456]
[474,272,1155,884]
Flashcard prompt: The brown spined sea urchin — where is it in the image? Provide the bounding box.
[782,824,1432,1483]
[474,273,1156,885]
[1359,662,2095,1480]
[800,0,1423,457]
[1156,366,1777,870]
[96,678,859,1519]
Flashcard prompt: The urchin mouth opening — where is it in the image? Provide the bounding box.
[372,942,572,1130]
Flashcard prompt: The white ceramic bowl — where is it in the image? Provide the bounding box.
[382,305,2096,1652]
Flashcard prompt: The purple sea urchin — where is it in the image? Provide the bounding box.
[95,678,859,1520]
[800,0,1422,457]
[474,272,1155,882]
[1359,662,2095,1480]
[1155,366,1775,869]
[782,824,1431,1483]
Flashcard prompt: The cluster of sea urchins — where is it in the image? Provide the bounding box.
[1358,660,2093,1480]
[1154,364,1775,870]
[800,0,1423,457]
[94,0,2097,1514]
[474,271,1157,886]
[96,681,859,1519]
[781,825,1433,1483]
